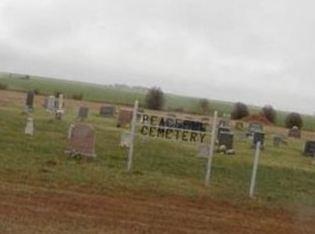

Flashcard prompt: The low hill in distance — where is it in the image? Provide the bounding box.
[1,71,315,130]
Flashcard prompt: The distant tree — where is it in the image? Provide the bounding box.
[261,105,277,123]
[72,93,84,100]
[145,87,165,110]
[0,83,7,90]
[199,98,210,115]
[285,112,303,129]
[231,102,249,120]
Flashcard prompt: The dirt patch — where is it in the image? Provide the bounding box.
[0,182,312,234]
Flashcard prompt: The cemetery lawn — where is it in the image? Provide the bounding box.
[2,72,315,131]
[0,90,315,233]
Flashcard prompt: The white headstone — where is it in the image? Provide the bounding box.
[25,117,34,136]
[68,123,74,139]
[47,96,56,112]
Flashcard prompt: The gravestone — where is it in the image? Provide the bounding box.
[288,126,301,138]
[273,135,287,147]
[68,123,75,139]
[235,121,244,130]
[217,126,230,138]
[57,94,64,110]
[252,131,265,148]
[25,117,34,136]
[120,132,132,148]
[304,141,315,157]
[43,97,49,109]
[218,119,229,128]
[78,106,89,120]
[197,145,210,158]
[25,91,35,111]
[100,105,115,117]
[247,122,263,137]
[47,96,56,112]
[218,132,234,150]
[66,123,96,157]
[55,94,65,120]
[117,108,133,127]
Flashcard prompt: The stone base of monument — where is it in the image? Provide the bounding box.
[216,145,236,155]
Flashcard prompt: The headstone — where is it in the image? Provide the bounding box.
[100,105,115,117]
[78,106,89,120]
[217,126,230,138]
[252,131,265,148]
[55,94,65,120]
[66,123,96,157]
[303,141,315,157]
[288,126,301,138]
[235,121,244,130]
[117,108,133,127]
[197,145,210,158]
[247,122,263,137]
[57,94,64,110]
[25,91,34,111]
[218,119,229,128]
[120,132,132,148]
[273,135,287,147]
[47,96,56,112]
[25,117,34,136]
[218,132,234,150]
[68,123,74,139]
[273,135,281,147]
[43,97,49,108]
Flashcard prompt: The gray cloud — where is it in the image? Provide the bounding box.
[1,0,315,113]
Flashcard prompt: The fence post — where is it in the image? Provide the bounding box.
[127,100,139,172]
[249,141,261,198]
[205,111,218,186]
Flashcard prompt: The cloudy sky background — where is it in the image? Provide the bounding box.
[0,0,314,113]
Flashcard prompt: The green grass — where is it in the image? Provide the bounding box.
[2,71,315,131]
[0,92,315,209]
[2,71,315,130]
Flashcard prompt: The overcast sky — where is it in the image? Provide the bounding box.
[0,0,314,113]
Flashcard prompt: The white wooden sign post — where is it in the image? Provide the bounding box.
[249,141,261,198]
[205,111,218,187]
[125,101,219,187]
[127,100,138,172]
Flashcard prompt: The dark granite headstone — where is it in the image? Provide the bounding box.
[100,105,115,117]
[66,123,96,157]
[25,91,34,110]
[78,106,89,120]
[304,141,315,157]
[217,126,230,138]
[253,131,265,147]
[218,132,234,150]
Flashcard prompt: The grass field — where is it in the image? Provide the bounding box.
[0,89,315,233]
[2,71,315,131]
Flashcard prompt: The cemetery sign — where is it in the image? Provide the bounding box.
[125,100,218,187]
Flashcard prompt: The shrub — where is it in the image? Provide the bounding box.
[285,112,303,129]
[199,98,210,115]
[72,93,84,100]
[0,83,7,90]
[145,87,164,110]
[231,102,249,120]
[33,88,40,95]
[261,105,277,123]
